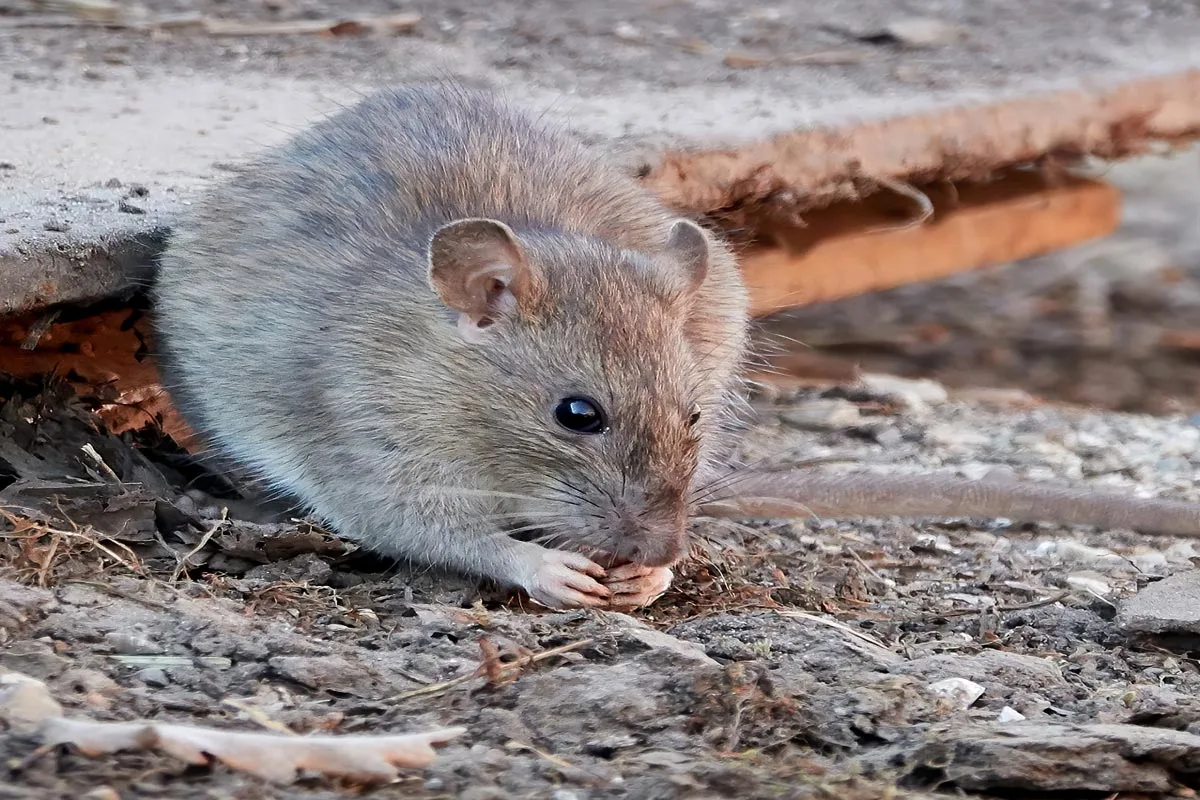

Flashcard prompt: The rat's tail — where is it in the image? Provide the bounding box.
[700,472,1200,538]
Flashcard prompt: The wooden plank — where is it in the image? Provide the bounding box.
[740,171,1122,317]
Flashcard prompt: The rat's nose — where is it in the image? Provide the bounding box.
[622,524,688,567]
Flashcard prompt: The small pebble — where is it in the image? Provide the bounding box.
[612,21,641,41]
[879,17,966,48]
[42,217,70,232]
[134,667,170,688]
[103,630,162,655]
[928,677,985,709]
[860,373,949,411]
[866,424,904,446]
[118,199,146,215]
[81,788,121,800]
[997,706,1026,723]
[780,398,861,431]
[104,177,123,188]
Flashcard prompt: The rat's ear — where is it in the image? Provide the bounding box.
[666,219,710,293]
[427,218,539,343]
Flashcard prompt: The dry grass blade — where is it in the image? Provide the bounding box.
[384,638,593,703]
[169,510,228,584]
[775,609,903,664]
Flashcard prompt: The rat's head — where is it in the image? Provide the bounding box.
[426,215,747,568]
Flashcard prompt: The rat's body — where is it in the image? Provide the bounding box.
[154,84,749,608]
[156,84,1200,611]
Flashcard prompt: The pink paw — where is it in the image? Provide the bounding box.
[524,550,611,609]
[602,563,674,609]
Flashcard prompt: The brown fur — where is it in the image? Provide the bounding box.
[153,83,749,606]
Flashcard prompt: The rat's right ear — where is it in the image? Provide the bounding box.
[665,219,710,294]
[427,218,540,343]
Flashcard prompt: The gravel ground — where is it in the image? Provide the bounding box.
[4,374,1200,798]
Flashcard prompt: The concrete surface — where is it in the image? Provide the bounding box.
[1118,571,1200,635]
[5,0,1200,313]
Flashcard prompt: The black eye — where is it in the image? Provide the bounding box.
[554,396,607,434]
[688,405,702,427]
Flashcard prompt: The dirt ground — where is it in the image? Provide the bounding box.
[6,1,1200,798]
[5,368,1200,799]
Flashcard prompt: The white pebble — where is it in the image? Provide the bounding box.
[928,677,985,709]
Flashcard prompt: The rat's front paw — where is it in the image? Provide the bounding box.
[525,550,612,609]
[603,563,673,609]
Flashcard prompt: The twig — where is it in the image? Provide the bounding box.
[1,509,148,580]
[845,547,891,589]
[382,638,593,703]
[775,609,899,657]
[65,579,177,611]
[80,443,123,486]
[504,740,575,770]
[222,698,297,736]
[169,510,229,584]
[931,590,1071,618]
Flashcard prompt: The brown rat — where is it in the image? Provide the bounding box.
[155,83,1200,611]
[153,83,749,609]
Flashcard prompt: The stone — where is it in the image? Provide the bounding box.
[928,677,985,709]
[1118,571,1200,635]
[780,399,862,431]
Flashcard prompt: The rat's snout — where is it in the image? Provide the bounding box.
[613,515,688,568]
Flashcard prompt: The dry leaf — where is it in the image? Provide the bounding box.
[42,717,465,784]
[1,670,463,785]
[0,672,64,733]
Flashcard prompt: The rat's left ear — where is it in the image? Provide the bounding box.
[427,217,542,343]
[666,219,710,293]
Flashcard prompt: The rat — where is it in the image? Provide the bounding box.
[153,82,1200,611]
[153,82,750,610]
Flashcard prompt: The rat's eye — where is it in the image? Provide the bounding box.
[554,396,607,435]
[688,404,702,427]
